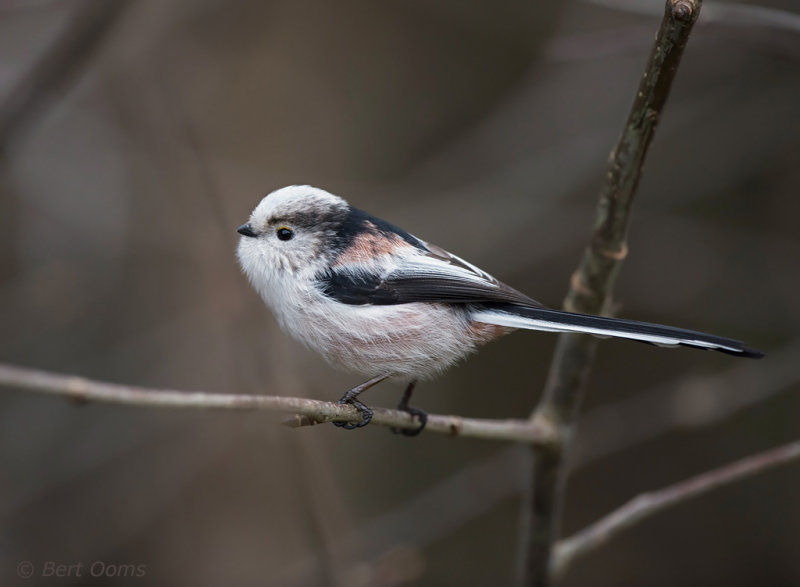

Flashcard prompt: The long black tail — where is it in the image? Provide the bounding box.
[472,303,764,358]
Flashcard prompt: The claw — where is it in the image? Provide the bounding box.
[331,374,389,431]
[391,406,427,436]
[333,398,373,429]
[390,380,427,436]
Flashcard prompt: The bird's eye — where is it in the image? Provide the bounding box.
[276,226,294,241]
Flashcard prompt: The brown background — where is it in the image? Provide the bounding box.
[1,0,798,585]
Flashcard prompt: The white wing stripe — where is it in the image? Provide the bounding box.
[396,257,501,287]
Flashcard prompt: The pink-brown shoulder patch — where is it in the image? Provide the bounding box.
[333,221,414,266]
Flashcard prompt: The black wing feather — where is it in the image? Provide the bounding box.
[317,267,540,306]
[318,270,400,305]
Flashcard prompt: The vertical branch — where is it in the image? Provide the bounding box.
[518,1,703,585]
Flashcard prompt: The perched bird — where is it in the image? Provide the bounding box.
[236,185,763,434]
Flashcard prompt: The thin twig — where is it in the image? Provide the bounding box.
[587,0,800,35]
[552,440,800,577]
[0,363,558,445]
[517,1,703,585]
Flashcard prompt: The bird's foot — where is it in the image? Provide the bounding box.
[331,374,389,430]
[390,380,426,436]
[333,397,373,430]
[391,404,427,437]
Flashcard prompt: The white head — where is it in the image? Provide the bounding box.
[236,185,351,282]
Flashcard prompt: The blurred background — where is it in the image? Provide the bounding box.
[1,0,798,585]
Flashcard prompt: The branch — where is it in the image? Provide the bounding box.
[552,440,800,577]
[0,363,557,445]
[518,1,703,585]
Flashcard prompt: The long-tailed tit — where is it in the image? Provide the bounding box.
[236,185,763,434]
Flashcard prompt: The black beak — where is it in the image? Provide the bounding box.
[237,223,257,238]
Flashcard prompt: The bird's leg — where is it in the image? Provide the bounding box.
[333,374,391,430]
[391,380,427,437]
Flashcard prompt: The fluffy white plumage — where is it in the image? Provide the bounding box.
[237,186,762,385]
[236,187,503,379]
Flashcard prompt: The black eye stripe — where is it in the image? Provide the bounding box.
[276,227,294,241]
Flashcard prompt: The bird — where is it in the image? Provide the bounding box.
[235,185,763,435]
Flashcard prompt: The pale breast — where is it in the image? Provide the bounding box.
[292,300,506,379]
[264,272,511,380]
